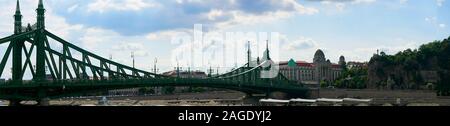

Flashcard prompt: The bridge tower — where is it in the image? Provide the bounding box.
[12,0,24,84]
[37,0,45,29]
[246,41,253,84]
[14,0,22,35]
[263,40,271,61]
[35,0,47,81]
[262,40,271,71]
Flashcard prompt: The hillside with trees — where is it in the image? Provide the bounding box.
[367,36,450,95]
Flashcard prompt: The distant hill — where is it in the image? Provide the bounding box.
[367,36,450,95]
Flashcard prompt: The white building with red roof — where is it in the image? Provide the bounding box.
[279,49,345,86]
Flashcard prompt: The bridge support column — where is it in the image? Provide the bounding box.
[35,30,46,81]
[37,98,50,106]
[268,92,288,99]
[12,40,24,84]
[8,100,22,106]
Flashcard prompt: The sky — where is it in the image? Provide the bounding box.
[0,0,449,79]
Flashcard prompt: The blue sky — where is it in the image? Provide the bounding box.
[0,0,449,79]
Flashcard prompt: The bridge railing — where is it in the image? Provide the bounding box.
[203,61,303,90]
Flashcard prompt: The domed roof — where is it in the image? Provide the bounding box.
[313,49,326,63]
[314,49,325,58]
[339,55,345,61]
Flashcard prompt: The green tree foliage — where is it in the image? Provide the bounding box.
[334,68,368,89]
[368,36,450,93]
[320,80,328,88]
[437,71,450,96]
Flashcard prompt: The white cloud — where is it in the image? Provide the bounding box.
[336,3,346,11]
[284,37,319,51]
[71,27,159,71]
[319,0,376,4]
[425,17,436,22]
[425,16,447,29]
[87,0,159,13]
[145,29,191,41]
[215,10,310,30]
[196,0,319,30]
[176,0,184,4]
[321,1,332,5]
[207,9,224,21]
[32,0,320,36]
[79,28,115,50]
[351,0,377,4]
[283,0,320,15]
[437,0,445,7]
[67,4,79,13]
[112,42,144,51]
[320,0,377,11]
[46,14,84,40]
[399,0,408,4]
[172,0,318,31]
[112,42,149,57]
[345,39,419,61]
[1,0,219,74]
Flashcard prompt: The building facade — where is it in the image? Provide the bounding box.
[279,49,344,86]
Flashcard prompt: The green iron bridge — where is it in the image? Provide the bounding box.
[0,0,309,105]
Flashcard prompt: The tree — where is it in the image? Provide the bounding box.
[437,71,450,96]
[333,67,368,89]
[320,80,328,88]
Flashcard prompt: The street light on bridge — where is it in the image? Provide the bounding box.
[153,58,159,74]
[131,52,135,68]
[109,54,112,69]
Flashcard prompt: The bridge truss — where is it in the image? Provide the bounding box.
[0,0,308,105]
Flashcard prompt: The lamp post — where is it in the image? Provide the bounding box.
[109,54,112,68]
[153,58,158,74]
[131,52,135,68]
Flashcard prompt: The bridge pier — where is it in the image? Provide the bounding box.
[243,94,267,106]
[268,91,289,99]
[37,98,50,106]
[8,100,22,106]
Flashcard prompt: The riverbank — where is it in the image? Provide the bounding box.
[312,89,450,106]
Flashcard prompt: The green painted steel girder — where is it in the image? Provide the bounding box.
[0,1,308,101]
